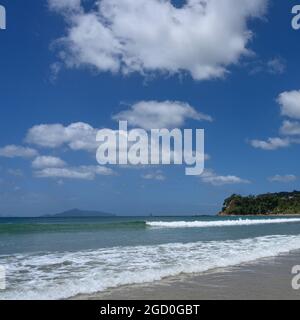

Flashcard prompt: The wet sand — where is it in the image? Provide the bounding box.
[74,250,300,300]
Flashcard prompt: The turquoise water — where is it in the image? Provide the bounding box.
[1,215,300,299]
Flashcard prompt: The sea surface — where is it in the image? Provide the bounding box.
[1,215,300,299]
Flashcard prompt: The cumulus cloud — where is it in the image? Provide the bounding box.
[26,100,210,155]
[277,90,300,119]
[200,169,250,186]
[0,145,38,158]
[49,0,267,80]
[26,122,98,151]
[266,57,286,74]
[142,170,166,181]
[247,57,286,75]
[34,165,115,180]
[250,90,300,150]
[7,169,24,177]
[280,120,300,136]
[48,0,81,11]
[250,137,290,150]
[204,153,211,161]
[268,174,297,183]
[113,101,212,129]
[32,156,67,169]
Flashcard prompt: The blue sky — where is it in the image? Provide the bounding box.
[1,0,300,216]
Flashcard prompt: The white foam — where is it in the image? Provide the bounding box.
[1,234,300,300]
[146,218,300,228]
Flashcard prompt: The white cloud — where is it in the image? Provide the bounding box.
[49,0,267,80]
[0,145,38,158]
[142,170,166,181]
[250,137,290,150]
[34,165,115,180]
[247,57,286,75]
[113,101,212,129]
[268,174,297,183]
[26,124,69,148]
[26,122,98,151]
[48,0,81,11]
[250,90,300,150]
[7,169,24,177]
[267,57,286,74]
[277,90,300,119]
[200,169,250,186]
[32,156,67,169]
[204,153,211,161]
[26,100,211,155]
[280,120,300,136]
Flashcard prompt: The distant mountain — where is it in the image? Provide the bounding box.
[43,209,115,218]
[219,191,300,216]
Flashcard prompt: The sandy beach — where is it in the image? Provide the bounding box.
[74,250,300,300]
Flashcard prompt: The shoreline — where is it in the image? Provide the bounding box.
[73,250,300,300]
[218,214,300,217]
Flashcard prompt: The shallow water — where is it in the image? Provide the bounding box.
[0,215,300,299]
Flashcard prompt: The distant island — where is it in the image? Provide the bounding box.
[43,209,115,218]
[219,191,300,216]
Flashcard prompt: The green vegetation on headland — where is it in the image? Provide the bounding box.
[219,191,300,216]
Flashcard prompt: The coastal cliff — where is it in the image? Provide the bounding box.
[219,191,300,216]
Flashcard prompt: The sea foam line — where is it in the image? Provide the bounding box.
[145,218,300,228]
[2,234,300,300]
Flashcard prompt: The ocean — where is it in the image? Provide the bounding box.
[1,215,300,300]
